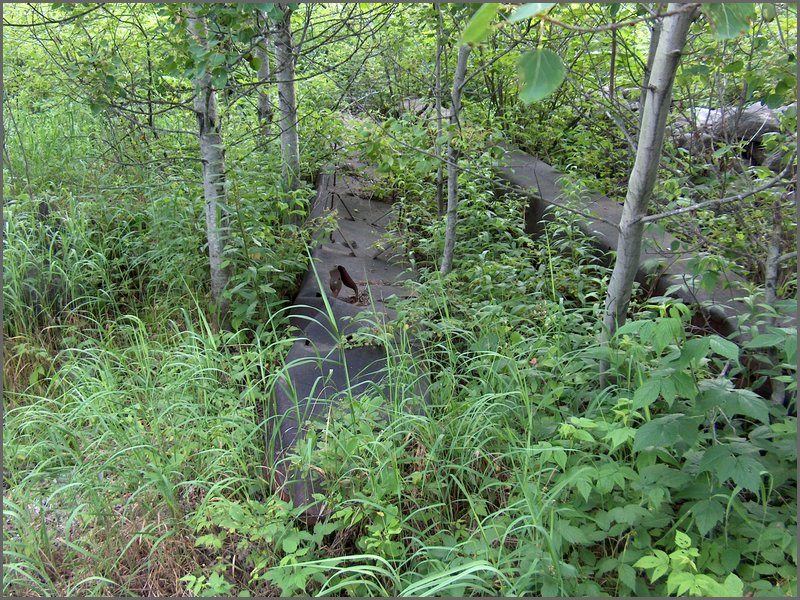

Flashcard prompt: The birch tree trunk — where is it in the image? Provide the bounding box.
[256,20,273,144]
[440,44,471,276]
[602,5,697,340]
[272,3,300,192]
[434,3,445,217]
[187,9,231,331]
[639,8,662,130]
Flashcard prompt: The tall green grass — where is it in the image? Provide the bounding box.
[3,308,290,596]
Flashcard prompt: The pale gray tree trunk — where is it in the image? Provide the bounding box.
[187,9,231,331]
[272,4,300,191]
[256,21,273,143]
[440,44,471,276]
[639,10,662,130]
[602,5,697,340]
[434,3,445,217]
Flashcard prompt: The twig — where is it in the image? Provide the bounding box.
[641,153,797,223]
[539,4,699,34]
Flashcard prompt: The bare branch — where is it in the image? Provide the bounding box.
[642,152,797,223]
[539,3,699,34]
[4,3,104,27]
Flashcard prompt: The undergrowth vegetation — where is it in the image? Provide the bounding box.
[3,3,797,598]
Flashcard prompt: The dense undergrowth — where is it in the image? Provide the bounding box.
[4,11,798,596]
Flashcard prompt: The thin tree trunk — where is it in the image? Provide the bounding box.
[764,197,785,405]
[440,44,471,276]
[256,19,273,144]
[434,3,445,217]
[639,8,662,129]
[609,27,617,99]
[187,9,231,331]
[272,3,300,192]
[602,5,697,341]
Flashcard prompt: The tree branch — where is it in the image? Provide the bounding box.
[641,152,797,223]
[4,4,104,27]
[539,4,699,34]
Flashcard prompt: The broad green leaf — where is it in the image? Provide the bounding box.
[667,571,695,596]
[632,378,660,410]
[507,3,555,23]
[633,414,698,451]
[653,317,681,353]
[703,4,755,39]
[723,388,769,424]
[708,334,739,361]
[660,377,677,405]
[605,426,636,451]
[690,498,725,535]
[699,444,765,494]
[459,3,500,46]
[616,320,647,336]
[617,563,637,591]
[679,337,709,366]
[635,549,670,582]
[212,70,228,90]
[248,55,262,71]
[557,521,590,544]
[634,553,666,570]
[722,59,744,73]
[720,547,741,571]
[195,533,224,549]
[722,573,744,596]
[208,53,225,69]
[674,530,692,549]
[744,332,784,349]
[518,48,565,104]
[671,371,697,401]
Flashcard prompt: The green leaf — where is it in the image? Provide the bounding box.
[699,444,765,494]
[212,70,228,90]
[720,547,740,571]
[634,552,667,570]
[744,333,784,349]
[723,388,769,424]
[459,3,500,46]
[653,317,681,353]
[518,48,565,104]
[671,371,697,401]
[195,533,224,549]
[703,4,755,39]
[722,59,744,73]
[576,476,592,502]
[635,549,670,583]
[632,378,661,410]
[690,498,725,535]
[674,530,692,549]
[633,414,698,452]
[282,533,299,554]
[667,571,694,596]
[679,337,710,366]
[605,426,636,451]
[248,55,262,71]
[708,334,739,361]
[722,573,744,596]
[618,563,637,591]
[557,521,590,544]
[507,3,555,23]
